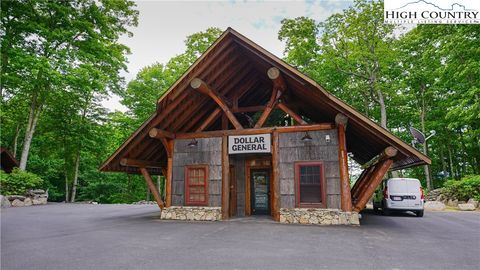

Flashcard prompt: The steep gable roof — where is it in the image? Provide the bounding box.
[100,28,430,174]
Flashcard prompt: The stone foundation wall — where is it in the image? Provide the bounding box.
[279,208,359,225]
[160,206,222,221]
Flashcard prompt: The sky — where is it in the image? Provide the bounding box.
[102,0,353,112]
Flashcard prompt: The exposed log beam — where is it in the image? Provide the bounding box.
[139,167,164,210]
[351,165,376,202]
[120,158,163,168]
[277,102,308,125]
[221,113,229,130]
[254,103,276,128]
[162,53,249,131]
[175,123,335,139]
[254,67,287,128]
[148,128,175,139]
[267,67,287,92]
[361,146,398,169]
[190,78,243,130]
[353,158,394,212]
[180,70,259,132]
[196,108,222,132]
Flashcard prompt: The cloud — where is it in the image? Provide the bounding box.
[107,0,352,111]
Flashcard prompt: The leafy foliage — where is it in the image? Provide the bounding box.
[442,175,480,201]
[0,169,44,195]
[278,0,480,188]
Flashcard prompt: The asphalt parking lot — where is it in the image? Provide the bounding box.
[1,204,479,270]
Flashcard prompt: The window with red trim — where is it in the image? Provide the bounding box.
[295,162,326,207]
[185,165,208,206]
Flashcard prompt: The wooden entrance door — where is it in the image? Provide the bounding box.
[250,169,270,215]
[229,165,237,217]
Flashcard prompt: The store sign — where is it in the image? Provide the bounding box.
[228,134,271,154]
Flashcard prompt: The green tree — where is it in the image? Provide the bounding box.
[121,27,223,124]
[1,0,139,171]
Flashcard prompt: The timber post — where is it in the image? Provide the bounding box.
[166,140,174,207]
[221,135,230,219]
[271,131,280,221]
[336,113,352,212]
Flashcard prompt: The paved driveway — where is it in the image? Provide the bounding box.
[1,204,479,270]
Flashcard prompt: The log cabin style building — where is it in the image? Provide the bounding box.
[100,28,430,225]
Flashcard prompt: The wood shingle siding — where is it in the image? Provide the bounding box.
[279,130,341,209]
[172,138,222,207]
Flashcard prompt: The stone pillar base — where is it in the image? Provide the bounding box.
[279,208,360,225]
[160,206,222,221]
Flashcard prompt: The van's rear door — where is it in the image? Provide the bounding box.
[406,179,422,207]
[388,179,411,208]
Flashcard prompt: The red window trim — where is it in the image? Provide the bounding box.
[294,161,326,208]
[185,165,209,206]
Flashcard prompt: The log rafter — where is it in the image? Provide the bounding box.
[120,158,162,168]
[167,59,252,133]
[196,108,222,132]
[190,78,243,129]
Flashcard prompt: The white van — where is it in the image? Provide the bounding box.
[373,178,424,217]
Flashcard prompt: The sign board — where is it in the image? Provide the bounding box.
[228,134,271,154]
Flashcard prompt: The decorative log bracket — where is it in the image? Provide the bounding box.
[139,167,164,210]
[351,147,398,212]
[190,78,243,130]
[146,129,174,208]
[255,67,308,128]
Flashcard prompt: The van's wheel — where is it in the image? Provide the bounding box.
[382,208,390,216]
[416,210,424,217]
[373,206,380,214]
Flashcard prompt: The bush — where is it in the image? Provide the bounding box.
[0,168,44,195]
[442,175,480,201]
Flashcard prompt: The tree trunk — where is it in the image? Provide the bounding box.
[19,93,41,170]
[419,93,432,190]
[440,147,447,176]
[448,146,455,178]
[70,150,81,202]
[376,89,387,129]
[64,161,69,203]
[12,124,20,158]
[70,97,90,203]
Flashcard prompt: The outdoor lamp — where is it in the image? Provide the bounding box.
[188,138,198,147]
[301,132,312,142]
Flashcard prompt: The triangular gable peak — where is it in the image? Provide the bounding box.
[100,28,430,174]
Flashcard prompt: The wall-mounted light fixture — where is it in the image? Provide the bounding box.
[301,132,312,142]
[188,138,198,148]
[325,135,331,143]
